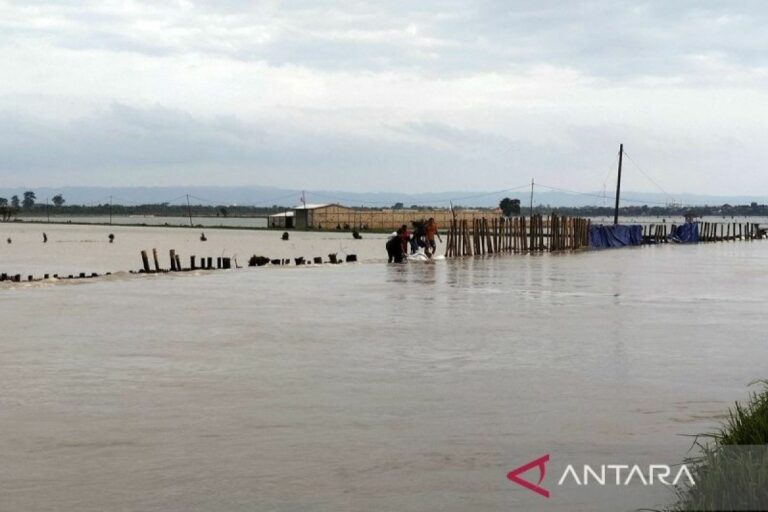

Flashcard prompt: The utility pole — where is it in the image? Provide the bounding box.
[186,194,193,227]
[46,198,50,222]
[613,144,623,225]
[109,195,113,225]
[529,178,535,217]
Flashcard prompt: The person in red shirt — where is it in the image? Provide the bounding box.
[424,218,442,257]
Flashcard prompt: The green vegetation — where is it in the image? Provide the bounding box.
[667,383,768,511]
[22,190,36,209]
[499,197,522,216]
[550,202,768,218]
[3,189,768,222]
[6,203,286,220]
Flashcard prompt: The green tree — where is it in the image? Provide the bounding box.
[52,194,65,207]
[11,195,20,209]
[392,202,404,210]
[0,197,7,207]
[499,197,521,217]
[22,191,36,209]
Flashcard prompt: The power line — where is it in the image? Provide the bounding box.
[534,182,671,206]
[621,151,676,204]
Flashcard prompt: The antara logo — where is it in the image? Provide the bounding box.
[507,455,695,499]
[506,454,551,498]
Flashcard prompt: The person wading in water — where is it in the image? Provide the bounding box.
[386,225,409,263]
[424,218,442,258]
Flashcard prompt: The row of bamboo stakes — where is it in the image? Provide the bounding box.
[444,217,765,258]
[692,222,760,242]
[643,222,763,243]
[139,248,233,273]
[0,271,105,283]
[444,214,590,257]
[138,249,359,273]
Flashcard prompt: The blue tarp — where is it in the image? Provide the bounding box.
[670,222,699,243]
[588,224,643,248]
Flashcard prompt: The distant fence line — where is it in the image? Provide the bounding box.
[641,221,763,243]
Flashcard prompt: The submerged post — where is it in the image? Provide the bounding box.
[140,250,150,273]
[614,143,623,225]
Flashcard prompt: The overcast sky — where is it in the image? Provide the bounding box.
[1,1,767,196]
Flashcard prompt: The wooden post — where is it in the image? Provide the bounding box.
[539,215,545,251]
[466,220,472,256]
[190,255,196,269]
[550,214,556,251]
[152,248,160,272]
[474,219,480,255]
[140,250,150,273]
[513,218,518,252]
[169,249,177,271]
[614,143,623,225]
[528,215,534,252]
[521,216,528,252]
[485,218,492,254]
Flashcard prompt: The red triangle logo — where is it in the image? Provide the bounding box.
[507,454,550,498]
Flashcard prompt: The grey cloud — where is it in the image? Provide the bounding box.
[0,104,606,189]
[2,103,757,194]
[4,0,768,79]
[2,1,768,194]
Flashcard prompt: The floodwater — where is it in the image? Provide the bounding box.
[1,222,767,511]
[19,215,270,229]
[0,222,392,277]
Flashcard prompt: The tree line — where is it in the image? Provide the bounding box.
[0,191,65,220]
[0,192,286,220]
[3,191,768,222]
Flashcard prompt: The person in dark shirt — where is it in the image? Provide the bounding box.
[386,225,408,263]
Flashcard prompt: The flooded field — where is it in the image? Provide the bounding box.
[0,222,393,277]
[1,222,766,511]
[19,215,270,229]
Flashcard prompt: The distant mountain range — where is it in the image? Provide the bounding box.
[1,186,767,208]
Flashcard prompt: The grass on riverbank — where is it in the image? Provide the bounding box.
[667,382,768,511]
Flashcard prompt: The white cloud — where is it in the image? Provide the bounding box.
[1,0,768,195]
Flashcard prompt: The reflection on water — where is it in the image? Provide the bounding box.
[1,223,767,511]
